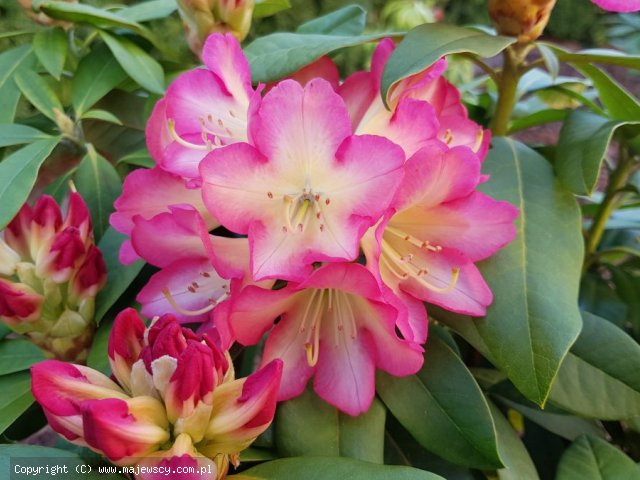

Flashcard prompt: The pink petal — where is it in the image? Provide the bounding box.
[338,71,377,130]
[591,0,640,11]
[270,56,340,91]
[146,98,170,165]
[439,115,488,156]
[201,33,253,102]
[108,308,146,389]
[393,143,481,211]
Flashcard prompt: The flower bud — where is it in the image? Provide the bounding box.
[488,0,557,43]
[18,0,77,27]
[109,308,147,392]
[0,194,105,361]
[176,0,255,55]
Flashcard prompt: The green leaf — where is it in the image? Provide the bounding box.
[117,0,178,22]
[508,109,568,134]
[547,44,640,70]
[381,24,515,105]
[377,334,502,469]
[549,312,640,420]
[0,138,60,229]
[245,32,390,83]
[80,109,123,125]
[0,339,46,376]
[574,64,640,120]
[73,146,122,242]
[116,149,154,168]
[536,43,559,80]
[86,317,112,375]
[33,27,68,80]
[556,435,640,479]
[0,45,36,123]
[0,123,51,148]
[14,69,63,122]
[276,386,385,463]
[556,109,639,196]
[0,371,34,434]
[254,0,291,18]
[99,31,165,94]
[72,45,127,117]
[297,5,367,35]
[240,447,278,463]
[235,457,445,480]
[439,138,584,405]
[489,402,540,480]
[94,228,145,323]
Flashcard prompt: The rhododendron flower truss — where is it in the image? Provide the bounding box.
[362,142,519,324]
[339,38,490,159]
[225,263,424,416]
[147,33,257,180]
[31,308,282,479]
[200,79,406,282]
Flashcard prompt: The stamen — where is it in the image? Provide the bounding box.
[299,289,319,333]
[413,267,460,293]
[386,226,441,252]
[474,128,484,152]
[444,129,453,145]
[168,119,211,151]
[162,289,216,316]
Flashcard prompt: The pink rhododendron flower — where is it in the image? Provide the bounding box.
[362,142,519,334]
[591,0,640,11]
[0,193,105,361]
[339,38,490,159]
[200,79,406,282]
[31,308,282,479]
[225,263,423,416]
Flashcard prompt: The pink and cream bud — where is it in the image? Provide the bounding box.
[0,280,43,327]
[108,308,147,392]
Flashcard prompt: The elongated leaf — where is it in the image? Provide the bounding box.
[0,340,46,376]
[0,124,50,148]
[489,402,539,480]
[99,31,165,94]
[117,0,178,22]
[556,435,640,479]
[0,138,60,229]
[547,44,640,70]
[509,109,567,134]
[245,32,390,83]
[536,43,559,80]
[254,0,291,18]
[33,27,68,80]
[381,24,515,104]
[0,46,35,123]
[81,109,122,125]
[575,64,640,120]
[556,109,639,195]
[72,45,127,116]
[94,228,145,323]
[235,457,445,480]
[14,69,64,121]
[116,149,154,168]
[297,5,367,35]
[0,371,34,434]
[549,312,640,420]
[440,138,583,405]
[74,147,122,241]
[377,335,502,469]
[276,387,385,463]
[86,318,113,375]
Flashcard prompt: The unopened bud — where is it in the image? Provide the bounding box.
[489,0,557,43]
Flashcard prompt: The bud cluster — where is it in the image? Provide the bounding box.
[0,194,106,361]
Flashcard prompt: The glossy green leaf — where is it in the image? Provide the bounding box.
[99,31,165,94]
[74,146,122,242]
[574,64,640,120]
[0,46,35,123]
[547,44,640,70]
[240,447,278,463]
[14,69,63,121]
[549,312,640,420]
[377,335,502,469]
[0,371,34,434]
[556,109,639,195]
[381,24,514,105]
[245,31,390,83]
[0,340,46,376]
[0,124,51,148]
[86,317,113,375]
[117,0,178,22]
[33,27,68,80]
[276,387,385,463]
[297,5,367,35]
[235,457,445,480]
[94,228,145,323]
[254,0,291,18]
[100,32,164,94]
[81,109,123,125]
[440,138,583,405]
[72,45,127,117]
[556,435,640,479]
[0,138,60,229]
[116,149,154,168]
[508,109,567,133]
[536,43,559,80]
[489,402,540,480]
